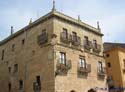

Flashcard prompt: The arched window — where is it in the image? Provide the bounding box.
[70,90,76,92]
[88,89,96,92]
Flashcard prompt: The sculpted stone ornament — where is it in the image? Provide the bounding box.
[50,34,58,45]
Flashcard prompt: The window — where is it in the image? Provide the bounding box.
[107,62,111,68]
[36,76,41,86]
[60,52,66,64]
[8,67,11,73]
[19,80,23,90]
[12,44,15,51]
[8,83,11,91]
[93,40,97,48]
[33,76,41,91]
[1,49,4,60]
[84,36,89,45]
[98,61,103,72]
[72,32,77,41]
[22,39,25,45]
[14,64,18,73]
[106,54,110,57]
[79,57,86,68]
[63,28,68,39]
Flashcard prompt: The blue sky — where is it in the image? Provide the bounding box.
[0,0,125,43]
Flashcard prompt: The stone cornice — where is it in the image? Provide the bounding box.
[0,10,103,46]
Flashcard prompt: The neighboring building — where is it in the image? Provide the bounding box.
[104,42,125,92]
[0,6,107,92]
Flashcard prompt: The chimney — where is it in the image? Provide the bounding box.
[11,26,14,35]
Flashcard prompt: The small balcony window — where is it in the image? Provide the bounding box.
[79,57,86,68]
[98,61,103,72]
[84,36,89,45]
[93,40,97,48]
[97,61,106,77]
[1,49,5,60]
[8,83,11,91]
[14,64,18,73]
[59,52,66,65]
[63,28,68,39]
[72,32,77,42]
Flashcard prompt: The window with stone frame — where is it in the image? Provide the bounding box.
[14,64,18,73]
[59,52,66,65]
[72,32,77,42]
[79,57,86,68]
[93,40,97,48]
[19,80,23,90]
[98,61,103,72]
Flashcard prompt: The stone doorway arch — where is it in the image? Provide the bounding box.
[70,90,76,92]
[88,89,97,92]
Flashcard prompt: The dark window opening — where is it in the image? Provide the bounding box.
[36,76,41,86]
[8,83,11,91]
[1,50,5,60]
[19,80,23,90]
[14,64,18,73]
[84,36,89,45]
[22,39,25,45]
[107,62,111,68]
[33,76,41,91]
[106,54,110,57]
[8,67,11,73]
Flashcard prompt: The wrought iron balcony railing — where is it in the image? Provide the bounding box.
[92,44,101,53]
[78,64,91,74]
[33,82,41,92]
[71,36,81,46]
[83,40,92,50]
[60,32,71,44]
[97,67,106,77]
[37,32,48,45]
[56,59,71,75]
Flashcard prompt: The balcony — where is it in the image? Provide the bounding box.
[37,32,48,45]
[60,32,71,44]
[97,67,106,77]
[83,40,92,51]
[71,36,81,46]
[78,64,91,75]
[92,44,101,53]
[33,82,41,92]
[107,77,114,87]
[56,59,71,75]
